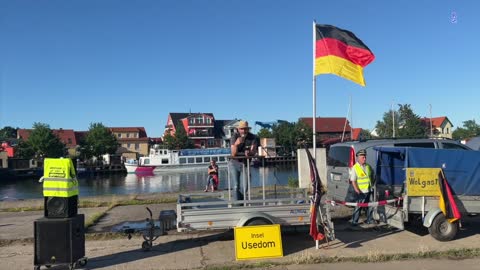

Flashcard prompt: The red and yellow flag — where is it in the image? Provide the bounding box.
[315,24,375,86]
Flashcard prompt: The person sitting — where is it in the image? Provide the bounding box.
[204,160,219,192]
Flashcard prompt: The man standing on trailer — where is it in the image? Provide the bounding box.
[229,121,258,201]
[350,149,374,226]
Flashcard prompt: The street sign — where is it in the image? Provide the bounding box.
[234,224,283,260]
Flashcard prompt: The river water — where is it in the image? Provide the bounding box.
[0,164,297,200]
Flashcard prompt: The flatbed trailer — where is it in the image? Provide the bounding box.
[175,157,335,245]
[374,147,480,241]
[177,190,315,231]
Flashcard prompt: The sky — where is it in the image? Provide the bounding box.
[1,1,479,137]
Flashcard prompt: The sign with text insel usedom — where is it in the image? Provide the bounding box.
[406,168,441,196]
[234,224,283,260]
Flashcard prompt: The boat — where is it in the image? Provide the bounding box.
[124,159,156,174]
[135,146,231,171]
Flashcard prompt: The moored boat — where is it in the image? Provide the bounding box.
[139,146,231,171]
[124,159,156,174]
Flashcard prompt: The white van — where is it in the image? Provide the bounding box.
[326,138,471,202]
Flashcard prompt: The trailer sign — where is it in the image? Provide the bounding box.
[406,168,441,196]
[234,224,283,260]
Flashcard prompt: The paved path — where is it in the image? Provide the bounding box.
[1,202,480,269]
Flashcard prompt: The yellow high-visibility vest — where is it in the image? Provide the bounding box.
[42,158,78,197]
[353,163,372,193]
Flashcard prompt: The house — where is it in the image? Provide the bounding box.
[420,116,453,139]
[165,113,228,148]
[299,117,353,145]
[17,128,78,156]
[109,127,150,157]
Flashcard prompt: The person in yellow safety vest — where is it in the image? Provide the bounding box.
[41,158,79,198]
[350,149,374,226]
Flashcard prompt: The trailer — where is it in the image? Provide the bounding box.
[372,147,480,241]
[176,158,335,242]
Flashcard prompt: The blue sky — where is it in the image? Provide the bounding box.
[1,1,478,137]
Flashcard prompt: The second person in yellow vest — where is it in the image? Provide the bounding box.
[350,149,374,226]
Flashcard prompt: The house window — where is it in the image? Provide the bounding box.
[196,116,203,124]
[189,118,194,124]
[135,143,139,150]
[204,157,211,162]
[127,143,131,148]
[219,156,226,162]
[136,133,139,138]
[206,118,211,124]
[196,157,202,163]
[208,139,215,147]
[127,133,130,138]
[179,158,186,164]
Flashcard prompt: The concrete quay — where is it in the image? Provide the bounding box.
[1,194,480,270]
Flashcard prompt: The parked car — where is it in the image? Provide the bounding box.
[326,138,472,201]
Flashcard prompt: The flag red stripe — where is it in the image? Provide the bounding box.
[316,38,375,67]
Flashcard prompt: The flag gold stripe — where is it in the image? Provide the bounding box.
[315,55,366,86]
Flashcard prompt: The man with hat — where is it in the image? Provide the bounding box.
[229,120,259,201]
[350,149,374,226]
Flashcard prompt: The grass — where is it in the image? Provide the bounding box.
[201,248,480,270]
[1,197,178,212]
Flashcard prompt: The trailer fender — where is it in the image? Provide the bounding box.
[237,212,275,227]
[423,208,442,228]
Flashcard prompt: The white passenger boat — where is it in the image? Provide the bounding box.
[134,146,231,172]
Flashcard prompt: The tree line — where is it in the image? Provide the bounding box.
[2,105,480,160]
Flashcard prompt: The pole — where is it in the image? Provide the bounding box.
[429,104,433,137]
[312,20,317,159]
[392,101,395,138]
[312,20,320,250]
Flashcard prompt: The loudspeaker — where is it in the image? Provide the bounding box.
[34,214,85,266]
[44,195,78,218]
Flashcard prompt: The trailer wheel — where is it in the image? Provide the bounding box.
[245,218,272,226]
[428,213,458,242]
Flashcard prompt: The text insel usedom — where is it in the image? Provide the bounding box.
[234,224,283,260]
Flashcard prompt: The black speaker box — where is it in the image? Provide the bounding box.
[44,195,78,218]
[34,214,85,266]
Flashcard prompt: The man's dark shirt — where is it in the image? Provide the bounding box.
[230,132,259,158]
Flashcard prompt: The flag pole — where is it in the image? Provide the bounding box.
[312,20,317,159]
[312,20,320,250]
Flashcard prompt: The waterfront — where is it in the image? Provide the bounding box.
[0,164,297,200]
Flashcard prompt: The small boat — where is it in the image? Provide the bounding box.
[124,159,156,174]
[138,145,231,171]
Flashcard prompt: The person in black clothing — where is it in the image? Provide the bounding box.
[228,120,259,201]
[204,160,219,192]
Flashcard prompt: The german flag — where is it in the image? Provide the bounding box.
[315,24,375,86]
[438,170,461,223]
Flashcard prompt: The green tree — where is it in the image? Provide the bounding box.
[272,121,295,155]
[81,123,118,159]
[174,122,194,149]
[375,109,400,138]
[375,104,427,138]
[452,119,480,140]
[256,128,273,138]
[397,104,427,138]
[294,120,313,145]
[162,133,177,150]
[271,121,313,155]
[24,122,66,158]
[0,126,17,142]
[14,139,35,158]
[359,129,373,140]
